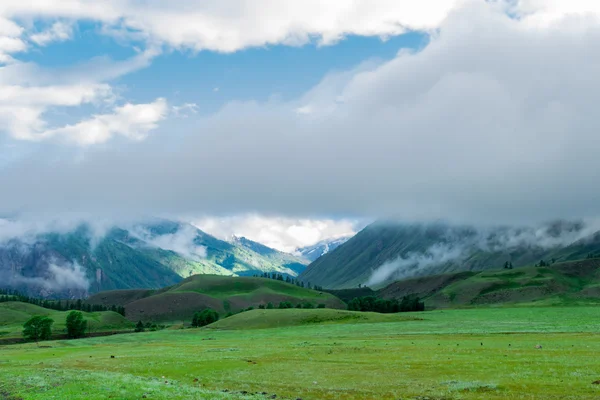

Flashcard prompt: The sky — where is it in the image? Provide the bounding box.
[1,0,600,250]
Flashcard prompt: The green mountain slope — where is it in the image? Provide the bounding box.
[379,258,600,308]
[87,275,346,322]
[299,222,476,289]
[231,236,308,274]
[299,221,592,289]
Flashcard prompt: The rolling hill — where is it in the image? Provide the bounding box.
[299,220,594,289]
[207,308,418,330]
[86,275,346,323]
[0,301,132,340]
[0,219,310,298]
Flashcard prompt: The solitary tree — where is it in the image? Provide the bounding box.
[23,316,54,344]
[135,320,145,332]
[66,311,87,339]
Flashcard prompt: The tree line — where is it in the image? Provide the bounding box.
[256,273,324,291]
[347,296,425,313]
[0,288,125,316]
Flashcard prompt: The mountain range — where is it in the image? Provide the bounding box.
[5,216,600,298]
[0,219,309,298]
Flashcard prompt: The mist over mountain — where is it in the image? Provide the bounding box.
[299,220,600,289]
[0,218,310,298]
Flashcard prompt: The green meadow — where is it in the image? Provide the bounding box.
[0,302,132,340]
[2,306,600,399]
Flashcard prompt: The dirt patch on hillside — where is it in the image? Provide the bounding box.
[125,292,223,323]
[578,286,600,297]
[86,289,156,307]
[553,259,600,280]
[379,271,477,300]
[324,288,376,303]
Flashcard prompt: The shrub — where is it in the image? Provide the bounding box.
[278,301,293,309]
[317,303,326,309]
[135,320,145,332]
[191,309,220,327]
[266,302,274,309]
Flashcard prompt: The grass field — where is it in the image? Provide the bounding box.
[0,302,133,340]
[2,306,600,399]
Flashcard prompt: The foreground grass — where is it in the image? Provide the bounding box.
[2,307,600,399]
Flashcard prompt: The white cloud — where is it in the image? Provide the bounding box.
[0,0,596,148]
[515,0,600,26]
[9,261,90,292]
[0,1,466,53]
[39,98,168,146]
[193,215,360,253]
[5,1,600,222]
[0,17,25,63]
[30,21,73,46]
[130,223,207,260]
[0,1,596,55]
[0,45,162,145]
[172,103,199,118]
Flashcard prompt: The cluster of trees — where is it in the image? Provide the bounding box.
[134,321,165,333]
[22,311,88,344]
[256,273,324,291]
[535,258,556,267]
[503,261,514,269]
[347,296,425,313]
[244,301,325,310]
[273,301,325,309]
[191,309,220,327]
[586,253,599,259]
[0,289,125,316]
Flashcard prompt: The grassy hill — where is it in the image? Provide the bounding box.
[207,308,419,330]
[379,258,600,308]
[0,301,133,340]
[88,275,346,323]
